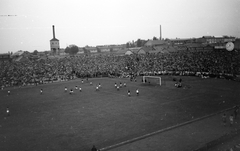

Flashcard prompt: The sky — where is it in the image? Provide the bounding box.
[0,0,240,53]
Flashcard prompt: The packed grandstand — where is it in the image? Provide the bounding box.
[0,48,239,88]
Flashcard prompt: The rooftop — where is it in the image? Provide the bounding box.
[50,38,59,41]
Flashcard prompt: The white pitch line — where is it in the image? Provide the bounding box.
[99,106,235,151]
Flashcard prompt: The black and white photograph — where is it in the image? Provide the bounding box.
[0,0,240,150]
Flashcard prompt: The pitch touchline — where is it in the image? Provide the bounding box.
[99,106,235,151]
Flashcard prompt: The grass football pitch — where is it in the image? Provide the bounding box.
[0,76,239,151]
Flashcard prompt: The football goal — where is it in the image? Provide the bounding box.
[142,76,161,86]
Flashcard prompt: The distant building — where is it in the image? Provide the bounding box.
[138,46,158,54]
[128,47,141,54]
[169,38,196,45]
[234,39,240,50]
[197,36,235,44]
[59,49,67,56]
[77,47,85,55]
[111,45,124,52]
[0,53,11,62]
[85,47,98,53]
[12,50,24,57]
[144,40,166,47]
[97,46,110,52]
[50,25,60,54]
[114,48,129,56]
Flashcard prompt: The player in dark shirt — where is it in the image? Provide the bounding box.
[222,113,227,126]
[91,145,97,151]
[128,90,131,97]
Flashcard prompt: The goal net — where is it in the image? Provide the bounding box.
[142,76,161,86]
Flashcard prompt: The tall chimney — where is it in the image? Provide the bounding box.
[160,25,162,40]
[52,25,55,39]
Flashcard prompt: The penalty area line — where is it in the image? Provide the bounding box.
[99,106,235,151]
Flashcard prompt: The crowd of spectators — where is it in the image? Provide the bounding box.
[0,49,240,87]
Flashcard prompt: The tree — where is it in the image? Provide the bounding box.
[65,46,70,54]
[153,36,158,40]
[110,48,113,52]
[33,50,38,55]
[126,42,130,48]
[136,39,142,47]
[83,47,90,55]
[44,51,49,55]
[141,40,147,46]
[65,45,79,55]
[96,47,101,53]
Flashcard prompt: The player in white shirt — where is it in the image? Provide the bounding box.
[230,114,234,126]
[117,86,119,91]
[96,86,99,91]
[75,86,78,90]
[8,90,10,96]
[65,87,67,92]
[98,83,101,88]
[120,82,122,88]
[69,89,73,94]
[6,107,10,116]
[136,89,139,96]
[124,83,126,87]
[79,87,82,92]
[40,89,43,95]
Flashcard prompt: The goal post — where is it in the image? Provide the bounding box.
[142,76,161,86]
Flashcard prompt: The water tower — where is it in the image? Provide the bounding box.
[50,25,60,54]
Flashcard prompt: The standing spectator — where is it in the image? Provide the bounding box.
[234,105,239,119]
[222,113,227,126]
[230,114,234,126]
